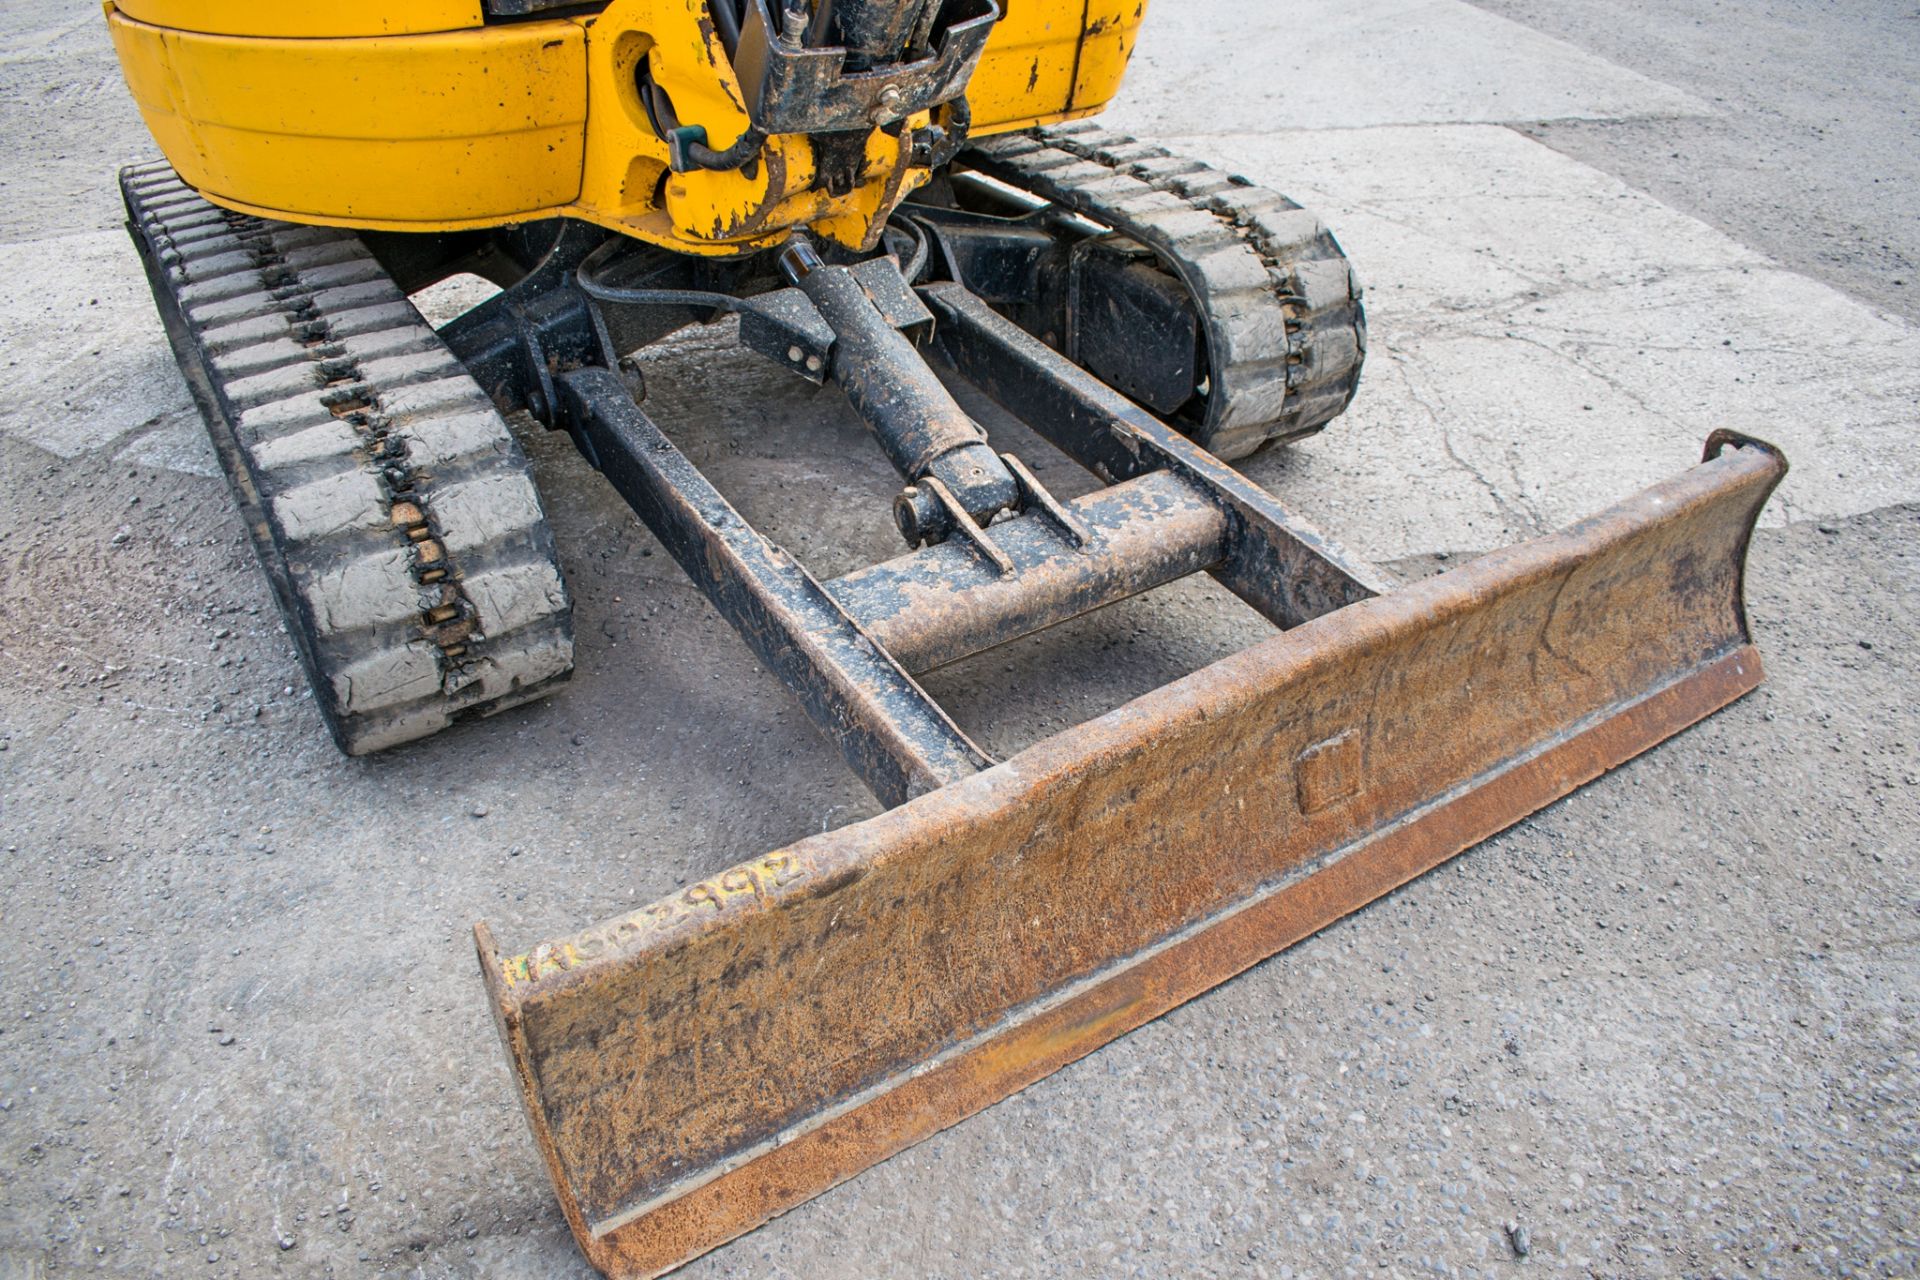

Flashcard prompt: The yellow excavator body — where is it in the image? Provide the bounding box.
[103,2,1789,1276]
[105,0,1142,253]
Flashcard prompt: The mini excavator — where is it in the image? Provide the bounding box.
[106,1,1784,1274]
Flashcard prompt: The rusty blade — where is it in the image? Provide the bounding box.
[478,435,1785,1280]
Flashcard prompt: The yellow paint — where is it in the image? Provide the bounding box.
[567,0,825,254]
[502,941,589,988]
[1071,0,1145,121]
[104,0,1150,252]
[107,8,588,223]
[966,0,1147,137]
[112,0,484,39]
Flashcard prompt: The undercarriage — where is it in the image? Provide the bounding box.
[123,120,1784,1279]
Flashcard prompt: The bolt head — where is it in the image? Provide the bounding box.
[893,485,945,547]
[871,84,905,124]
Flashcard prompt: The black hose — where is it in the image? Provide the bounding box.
[634,32,760,172]
[647,82,678,133]
[708,0,742,58]
[576,238,743,310]
[924,95,973,170]
[884,216,931,284]
[945,94,972,138]
[682,125,768,172]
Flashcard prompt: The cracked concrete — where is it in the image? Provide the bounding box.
[1,2,1916,1279]
[1101,0,1712,134]
[1472,0,1920,325]
[1170,122,1920,560]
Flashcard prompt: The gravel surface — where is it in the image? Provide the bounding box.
[1,2,1916,1278]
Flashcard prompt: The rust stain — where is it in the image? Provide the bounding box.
[1295,730,1361,815]
[480,440,1786,1278]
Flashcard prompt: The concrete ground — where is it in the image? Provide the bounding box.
[1,1,1915,1277]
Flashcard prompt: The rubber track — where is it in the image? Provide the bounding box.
[965,122,1367,461]
[121,163,574,755]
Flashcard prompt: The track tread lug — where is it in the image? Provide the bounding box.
[963,126,1366,457]
[120,161,574,756]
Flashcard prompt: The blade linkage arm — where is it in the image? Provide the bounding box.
[921,282,1391,629]
[781,240,1019,527]
[829,469,1229,674]
[557,367,991,807]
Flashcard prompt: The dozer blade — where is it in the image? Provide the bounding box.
[478,432,1783,1279]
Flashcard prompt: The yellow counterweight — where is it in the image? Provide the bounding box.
[105,0,1146,254]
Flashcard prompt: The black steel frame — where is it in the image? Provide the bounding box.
[411,211,1390,809]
